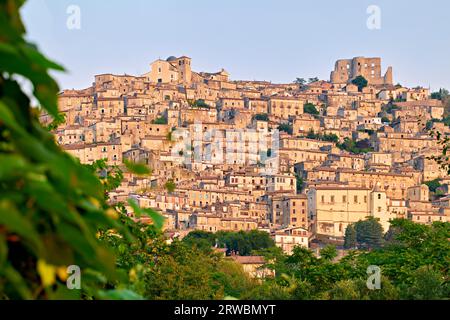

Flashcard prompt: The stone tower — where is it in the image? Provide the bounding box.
[173,56,192,84]
[330,56,393,86]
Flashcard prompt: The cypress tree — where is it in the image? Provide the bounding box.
[344,224,357,249]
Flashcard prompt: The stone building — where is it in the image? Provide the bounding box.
[330,56,393,87]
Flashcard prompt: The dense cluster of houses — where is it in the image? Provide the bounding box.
[44,55,450,256]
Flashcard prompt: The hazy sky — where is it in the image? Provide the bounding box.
[22,0,450,91]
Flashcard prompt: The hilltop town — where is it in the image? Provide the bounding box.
[45,55,450,255]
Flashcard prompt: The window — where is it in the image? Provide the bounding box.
[343,195,347,202]
[321,195,325,203]
[331,196,335,203]
[354,195,358,203]
[378,194,381,200]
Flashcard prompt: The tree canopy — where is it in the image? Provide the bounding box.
[294,78,306,86]
[337,138,374,154]
[351,76,368,91]
[152,116,168,125]
[303,103,319,115]
[183,230,276,256]
[253,113,269,121]
[278,123,293,135]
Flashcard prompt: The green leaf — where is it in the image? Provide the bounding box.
[127,198,164,229]
[19,43,65,72]
[127,198,142,218]
[142,207,165,230]
[1,264,33,299]
[0,154,27,180]
[0,200,42,253]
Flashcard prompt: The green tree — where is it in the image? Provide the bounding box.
[214,259,258,298]
[320,245,337,261]
[294,78,306,86]
[354,217,384,249]
[164,179,176,193]
[253,113,269,121]
[306,130,318,140]
[381,116,390,123]
[216,230,275,256]
[322,133,339,143]
[327,277,400,300]
[241,279,292,300]
[424,179,441,193]
[326,280,361,300]
[182,230,217,253]
[403,266,447,300]
[101,218,261,300]
[142,240,223,299]
[183,230,276,257]
[337,138,373,154]
[278,123,293,135]
[303,103,319,115]
[430,88,449,101]
[351,76,368,91]
[295,173,304,193]
[344,225,357,249]
[191,99,210,108]
[152,116,167,124]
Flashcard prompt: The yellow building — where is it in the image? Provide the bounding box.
[308,185,392,239]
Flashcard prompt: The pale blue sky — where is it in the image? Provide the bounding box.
[22,0,450,91]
